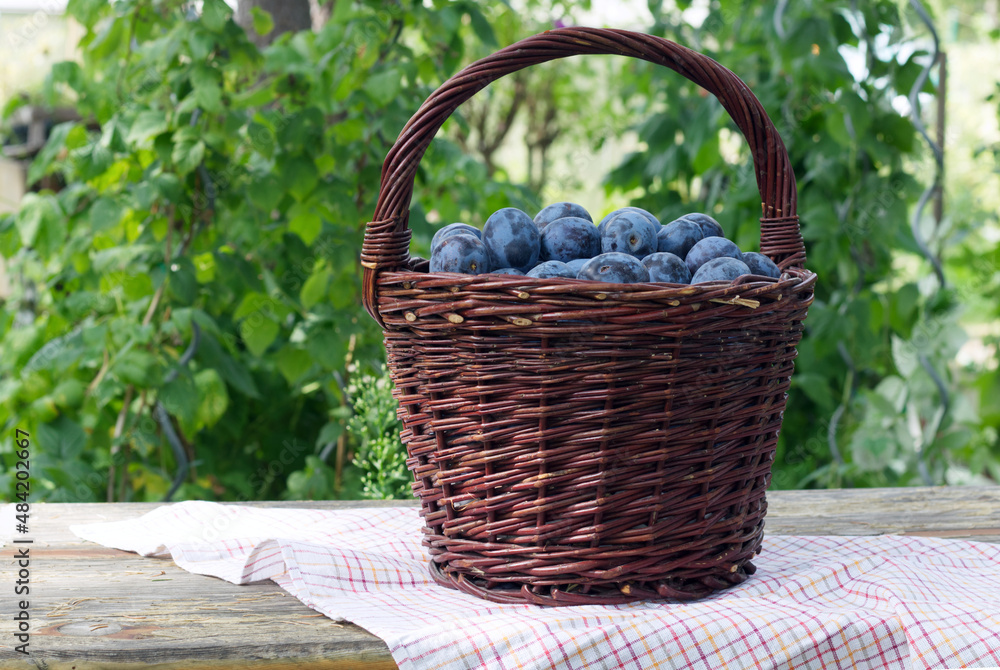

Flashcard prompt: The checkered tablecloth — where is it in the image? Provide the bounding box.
[70,501,1000,670]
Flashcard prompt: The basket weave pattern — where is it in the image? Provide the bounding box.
[361,28,816,606]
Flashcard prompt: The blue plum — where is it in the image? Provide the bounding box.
[684,236,743,275]
[657,218,704,258]
[641,252,691,284]
[565,258,589,275]
[534,202,592,229]
[430,234,491,275]
[527,260,576,279]
[601,211,658,259]
[490,267,525,276]
[680,213,724,239]
[577,252,650,284]
[482,208,540,272]
[431,222,481,253]
[598,206,659,235]
[691,257,751,284]
[742,252,781,279]
[540,216,601,262]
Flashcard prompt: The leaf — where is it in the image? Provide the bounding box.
[234,291,273,320]
[850,423,897,473]
[89,197,124,232]
[289,210,322,245]
[889,283,919,336]
[28,122,73,185]
[315,421,344,448]
[281,156,319,201]
[200,0,231,32]
[196,334,260,398]
[250,7,274,36]
[465,4,497,47]
[112,350,161,387]
[791,373,836,412]
[331,0,352,24]
[191,64,223,113]
[692,135,721,173]
[193,251,216,283]
[15,193,47,247]
[241,318,280,357]
[329,271,356,309]
[841,91,871,138]
[364,69,401,105]
[15,194,64,257]
[37,416,87,461]
[194,369,229,429]
[91,244,154,273]
[874,375,908,413]
[51,61,86,93]
[304,327,346,370]
[276,345,313,385]
[891,335,919,379]
[285,455,335,500]
[248,174,283,211]
[171,127,206,175]
[89,16,126,59]
[873,113,915,152]
[127,110,169,145]
[314,153,337,175]
[167,256,199,305]
[300,267,330,309]
[67,0,107,27]
[160,373,199,429]
[825,109,852,147]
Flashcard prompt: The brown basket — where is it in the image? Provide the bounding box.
[360,28,816,606]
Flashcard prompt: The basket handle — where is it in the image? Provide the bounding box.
[361,27,805,325]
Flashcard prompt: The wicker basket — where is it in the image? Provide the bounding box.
[360,28,816,606]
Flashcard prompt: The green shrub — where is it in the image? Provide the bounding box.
[0,0,528,502]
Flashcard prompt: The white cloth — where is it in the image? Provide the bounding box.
[70,501,1000,670]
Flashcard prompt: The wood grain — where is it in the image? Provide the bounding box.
[1,487,996,668]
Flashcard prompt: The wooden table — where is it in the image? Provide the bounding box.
[3,487,998,669]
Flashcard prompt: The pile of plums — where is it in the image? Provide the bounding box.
[429,202,780,284]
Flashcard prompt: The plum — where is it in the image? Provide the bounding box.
[657,218,704,258]
[482,208,540,272]
[685,236,743,275]
[680,212,724,239]
[565,258,589,275]
[430,234,491,275]
[691,256,751,284]
[540,216,601,262]
[601,211,658,259]
[534,202,592,229]
[490,268,525,276]
[642,252,691,284]
[527,260,576,279]
[577,252,650,284]
[742,252,781,279]
[598,206,659,235]
[431,222,481,253]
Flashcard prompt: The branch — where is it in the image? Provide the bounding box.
[107,384,135,502]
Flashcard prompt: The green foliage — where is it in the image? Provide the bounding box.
[2,0,997,501]
[601,0,999,487]
[346,368,409,500]
[0,0,525,502]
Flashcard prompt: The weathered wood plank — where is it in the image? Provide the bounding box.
[2,487,997,669]
[764,486,1000,542]
[2,501,409,670]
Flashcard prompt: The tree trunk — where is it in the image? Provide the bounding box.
[309,0,333,30]
[236,0,312,48]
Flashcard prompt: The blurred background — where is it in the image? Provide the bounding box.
[0,0,998,503]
